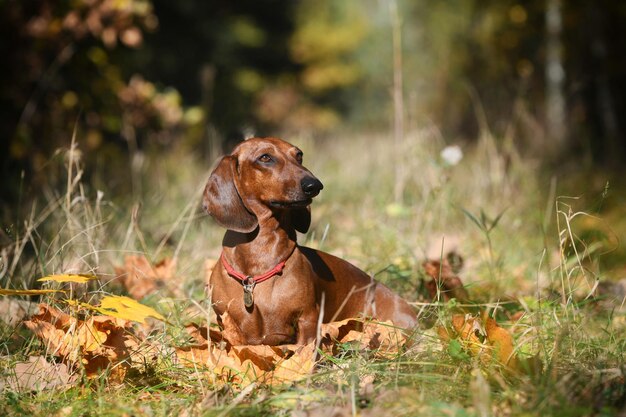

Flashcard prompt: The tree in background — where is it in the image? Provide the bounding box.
[2,0,626,216]
[0,0,188,207]
[1,0,368,213]
[392,0,626,164]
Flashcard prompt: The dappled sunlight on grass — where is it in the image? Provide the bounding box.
[0,131,625,416]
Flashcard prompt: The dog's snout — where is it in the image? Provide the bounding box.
[301,177,323,197]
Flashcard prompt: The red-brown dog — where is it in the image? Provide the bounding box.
[203,137,417,345]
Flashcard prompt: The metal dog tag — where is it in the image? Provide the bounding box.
[243,277,256,308]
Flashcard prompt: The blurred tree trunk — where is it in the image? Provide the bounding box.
[545,0,566,155]
[389,0,405,203]
[199,64,222,159]
[589,5,622,165]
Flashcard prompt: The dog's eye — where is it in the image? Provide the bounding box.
[295,152,303,164]
[257,154,273,163]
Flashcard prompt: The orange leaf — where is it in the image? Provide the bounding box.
[442,313,519,369]
[320,318,363,342]
[114,256,178,300]
[174,341,316,387]
[175,343,260,386]
[23,303,148,383]
[261,343,316,385]
[451,314,485,357]
[485,317,517,369]
[320,318,407,356]
[175,316,410,388]
[232,345,284,371]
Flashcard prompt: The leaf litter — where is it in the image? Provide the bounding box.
[113,255,180,300]
[22,303,159,383]
[3,254,538,393]
[174,314,409,387]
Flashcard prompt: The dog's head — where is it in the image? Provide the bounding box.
[202,137,323,233]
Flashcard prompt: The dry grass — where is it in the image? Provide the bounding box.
[0,129,625,416]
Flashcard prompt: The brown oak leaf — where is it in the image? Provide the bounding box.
[4,356,77,392]
[423,258,470,302]
[114,255,178,300]
[177,317,408,387]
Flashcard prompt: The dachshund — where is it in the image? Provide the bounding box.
[203,137,417,345]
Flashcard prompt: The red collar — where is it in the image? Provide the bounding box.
[220,247,295,285]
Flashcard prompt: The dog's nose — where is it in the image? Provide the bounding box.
[301,176,323,197]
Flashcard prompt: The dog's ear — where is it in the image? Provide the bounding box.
[292,206,311,233]
[203,155,258,233]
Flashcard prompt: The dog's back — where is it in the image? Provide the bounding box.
[299,246,417,329]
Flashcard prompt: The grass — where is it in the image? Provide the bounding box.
[0,128,625,416]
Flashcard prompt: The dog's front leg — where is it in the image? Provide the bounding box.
[296,307,320,345]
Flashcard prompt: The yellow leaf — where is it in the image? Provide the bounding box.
[76,320,108,352]
[64,299,88,307]
[0,288,64,296]
[37,274,98,284]
[95,295,165,324]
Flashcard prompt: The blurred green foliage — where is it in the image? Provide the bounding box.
[2,0,626,213]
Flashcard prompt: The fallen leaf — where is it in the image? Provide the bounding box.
[232,344,284,372]
[0,288,64,296]
[320,318,407,356]
[451,314,484,357]
[95,295,166,324]
[185,322,210,344]
[484,317,517,368]
[23,303,153,383]
[175,341,316,387]
[261,343,316,385]
[114,256,178,300]
[178,321,273,385]
[359,320,406,352]
[439,313,519,370]
[37,274,98,284]
[176,317,409,388]
[5,356,77,392]
[175,343,257,386]
[423,259,470,302]
[320,318,363,342]
[25,305,114,362]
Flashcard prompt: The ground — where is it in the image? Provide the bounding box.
[0,131,625,416]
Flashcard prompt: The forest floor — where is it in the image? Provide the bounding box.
[1,130,625,416]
